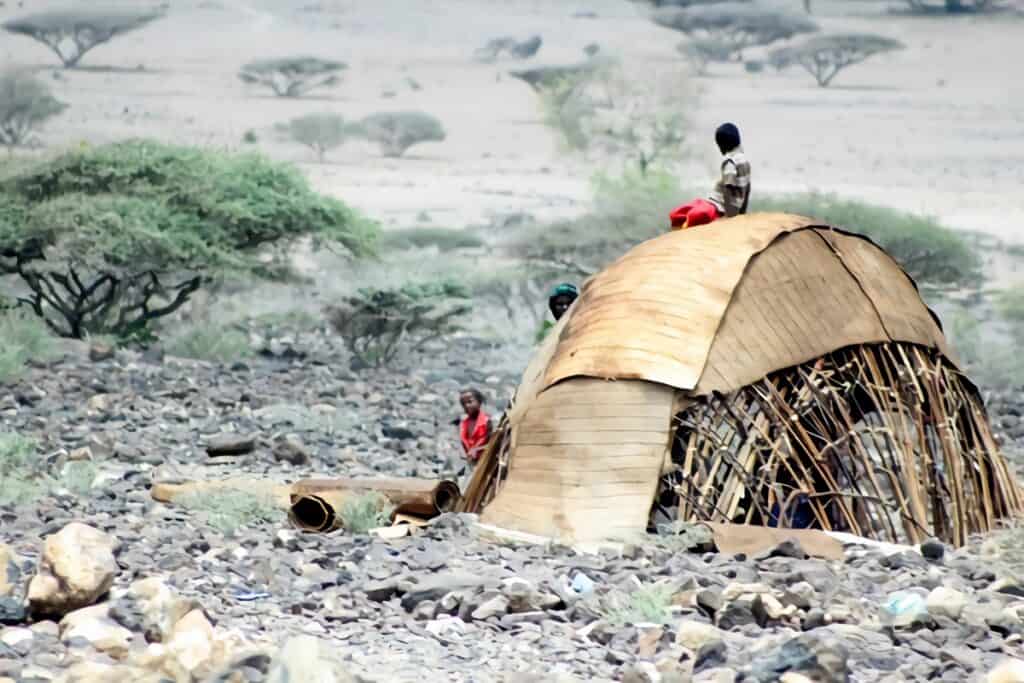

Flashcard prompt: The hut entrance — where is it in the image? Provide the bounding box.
[653,341,1020,547]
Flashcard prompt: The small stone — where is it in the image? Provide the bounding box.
[694,668,737,683]
[273,434,311,465]
[205,433,255,457]
[89,345,115,362]
[28,523,119,618]
[985,658,1024,682]
[676,621,723,651]
[471,595,509,621]
[67,447,93,462]
[694,639,728,673]
[926,586,967,621]
[783,582,815,610]
[920,538,945,562]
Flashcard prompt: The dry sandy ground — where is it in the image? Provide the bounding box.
[2,0,1022,248]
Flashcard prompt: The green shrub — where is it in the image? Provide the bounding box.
[351,111,446,158]
[0,69,67,152]
[327,280,471,367]
[277,112,352,162]
[166,326,252,362]
[754,193,980,288]
[238,56,346,98]
[0,139,376,340]
[341,492,393,534]
[0,309,58,383]
[601,581,676,626]
[242,130,259,144]
[177,489,284,536]
[770,34,904,87]
[0,432,41,506]
[995,288,1024,328]
[59,460,97,496]
[379,227,484,252]
[2,8,163,68]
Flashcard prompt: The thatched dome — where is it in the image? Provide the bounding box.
[467,214,1022,545]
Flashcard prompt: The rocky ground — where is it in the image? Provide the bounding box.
[2,321,1024,682]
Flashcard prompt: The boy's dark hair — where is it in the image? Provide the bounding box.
[460,388,485,404]
[715,122,741,154]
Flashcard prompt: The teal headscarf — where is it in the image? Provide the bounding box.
[548,283,579,300]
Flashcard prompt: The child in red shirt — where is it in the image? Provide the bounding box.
[459,388,492,464]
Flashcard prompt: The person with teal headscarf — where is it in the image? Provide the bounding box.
[536,283,579,342]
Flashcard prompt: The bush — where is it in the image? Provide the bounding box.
[531,60,690,177]
[341,492,393,534]
[278,112,351,162]
[677,39,735,75]
[327,280,471,367]
[0,309,58,383]
[754,193,980,288]
[166,325,252,362]
[601,582,676,626]
[379,227,484,252]
[995,288,1024,328]
[473,35,542,62]
[177,489,284,535]
[2,8,163,68]
[351,111,446,158]
[0,139,376,340]
[0,432,41,507]
[509,62,601,93]
[653,3,818,62]
[239,56,346,98]
[0,432,97,506]
[0,69,67,152]
[770,34,904,87]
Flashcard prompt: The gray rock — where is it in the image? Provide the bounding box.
[273,434,311,465]
[745,632,850,683]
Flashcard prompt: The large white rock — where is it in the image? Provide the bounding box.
[266,635,356,683]
[675,620,724,651]
[926,586,968,621]
[28,523,119,617]
[60,604,133,659]
[127,576,197,642]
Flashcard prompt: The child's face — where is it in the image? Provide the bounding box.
[460,392,481,416]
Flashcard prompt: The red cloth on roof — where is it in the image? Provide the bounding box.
[460,411,491,461]
[669,199,720,230]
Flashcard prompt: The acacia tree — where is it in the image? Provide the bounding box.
[2,9,163,68]
[525,60,689,177]
[653,3,818,63]
[770,34,905,87]
[0,70,67,153]
[0,140,375,340]
[239,57,347,98]
[278,112,351,162]
[351,111,446,158]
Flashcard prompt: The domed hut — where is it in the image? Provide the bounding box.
[460,214,1023,546]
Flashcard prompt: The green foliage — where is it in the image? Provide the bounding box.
[904,0,999,13]
[0,139,375,340]
[278,112,351,162]
[59,460,97,496]
[2,8,163,68]
[602,581,677,626]
[352,111,446,158]
[341,492,393,534]
[770,34,905,87]
[242,130,259,144]
[0,309,58,383]
[995,288,1024,328]
[379,227,484,252]
[0,69,67,151]
[0,433,97,506]
[0,432,41,506]
[531,60,689,177]
[676,39,735,75]
[166,326,252,363]
[946,307,1024,390]
[327,280,471,367]
[239,56,347,98]
[654,3,818,62]
[177,489,284,536]
[753,193,980,288]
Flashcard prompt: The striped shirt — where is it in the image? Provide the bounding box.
[708,147,751,218]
